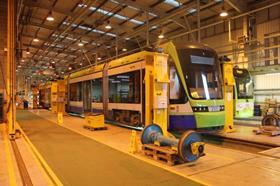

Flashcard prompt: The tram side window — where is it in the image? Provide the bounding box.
[70,82,82,101]
[92,78,102,102]
[169,64,187,104]
[109,71,140,103]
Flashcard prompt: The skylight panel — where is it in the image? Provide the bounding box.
[62,22,117,38]
[78,3,144,25]
[110,0,158,17]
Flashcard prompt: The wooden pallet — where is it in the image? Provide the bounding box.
[142,144,181,166]
[83,125,108,131]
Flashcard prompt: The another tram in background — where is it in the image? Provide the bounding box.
[66,42,225,131]
[233,67,254,118]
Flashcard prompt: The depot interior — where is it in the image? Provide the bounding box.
[0,0,280,186]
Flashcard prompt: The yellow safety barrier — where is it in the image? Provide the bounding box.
[129,130,138,154]
[57,112,63,125]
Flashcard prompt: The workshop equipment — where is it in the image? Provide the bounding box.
[221,62,236,133]
[84,113,107,131]
[51,80,66,114]
[141,53,204,163]
[253,114,280,136]
[141,124,204,162]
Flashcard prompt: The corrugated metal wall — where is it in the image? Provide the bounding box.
[253,73,280,103]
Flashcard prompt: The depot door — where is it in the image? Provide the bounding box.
[83,80,92,113]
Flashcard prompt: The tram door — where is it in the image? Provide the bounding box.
[83,80,92,113]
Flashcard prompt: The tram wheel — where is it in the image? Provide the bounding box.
[178,130,203,162]
[262,114,280,127]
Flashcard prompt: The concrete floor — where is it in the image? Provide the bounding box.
[214,124,280,147]
[19,109,280,186]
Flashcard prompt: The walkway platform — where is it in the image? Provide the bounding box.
[13,109,280,186]
[204,125,280,148]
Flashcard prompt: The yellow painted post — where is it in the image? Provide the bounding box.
[222,63,236,133]
[7,0,16,137]
[129,130,138,154]
[57,112,63,125]
[144,56,153,126]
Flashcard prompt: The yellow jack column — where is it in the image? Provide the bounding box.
[7,0,16,138]
[145,53,171,137]
[222,62,236,133]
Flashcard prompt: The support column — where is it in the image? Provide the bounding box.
[197,0,201,42]
[7,0,16,136]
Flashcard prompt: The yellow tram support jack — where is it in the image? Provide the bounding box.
[145,53,170,136]
[222,62,236,133]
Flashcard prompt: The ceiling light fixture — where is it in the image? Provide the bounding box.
[26,48,30,54]
[220,6,228,17]
[105,21,112,29]
[97,57,101,60]
[158,32,164,39]
[68,67,72,70]
[51,61,55,64]
[122,48,127,52]
[33,38,39,42]
[78,40,84,47]
[46,11,55,21]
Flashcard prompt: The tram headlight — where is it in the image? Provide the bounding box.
[192,106,209,112]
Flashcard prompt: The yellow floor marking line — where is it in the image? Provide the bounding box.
[15,123,54,186]
[3,133,17,186]
[16,123,63,186]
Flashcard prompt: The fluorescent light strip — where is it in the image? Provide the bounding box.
[164,0,181,7]
[78,3,144,25]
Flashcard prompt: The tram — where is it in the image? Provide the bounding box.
[233,67,254,118]
[66,41,225,131]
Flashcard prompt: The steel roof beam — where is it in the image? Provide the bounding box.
[225,0,247,13]
[23,0,74,17]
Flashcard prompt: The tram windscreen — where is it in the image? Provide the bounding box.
[233,69,253,99]
[177,49,223,100]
